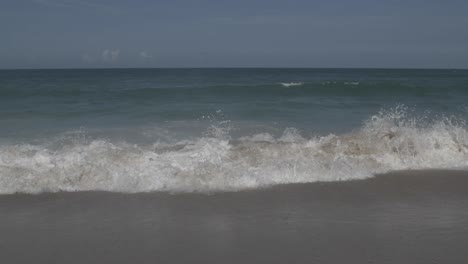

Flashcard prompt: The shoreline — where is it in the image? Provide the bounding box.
[1,168,468,198]
[1,169,468,263]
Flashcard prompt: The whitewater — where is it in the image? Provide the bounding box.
[1,107,467,194]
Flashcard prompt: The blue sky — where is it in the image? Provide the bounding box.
[1,0,467,68]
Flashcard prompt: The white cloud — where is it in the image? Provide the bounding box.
[33,0,122,15]
[81,53,95,63]
[102,49,120,63]
[139,51,153,60]
[33,0,105,9]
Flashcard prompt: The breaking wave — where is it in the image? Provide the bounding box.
[280,82,304,87]
[1,107,467,194]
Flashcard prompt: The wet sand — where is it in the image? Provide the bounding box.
[1,170,468,264]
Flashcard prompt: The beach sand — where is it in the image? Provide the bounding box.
[1,170,468,264]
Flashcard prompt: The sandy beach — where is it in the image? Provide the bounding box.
[1,170,468,264]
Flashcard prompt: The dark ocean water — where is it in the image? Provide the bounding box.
[0,68,467,193]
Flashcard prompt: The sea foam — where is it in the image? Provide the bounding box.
[280,82,304,87]
[0,107,467,194]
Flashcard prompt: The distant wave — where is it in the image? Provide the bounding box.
[280,82,304,87]
[1,107,467,194]
[3,82,468,101]
[344,82,360,85]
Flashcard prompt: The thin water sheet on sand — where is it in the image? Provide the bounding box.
[1,170,468,264]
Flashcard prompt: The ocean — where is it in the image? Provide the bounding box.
[1,68,467,194]
[1,68,468,263]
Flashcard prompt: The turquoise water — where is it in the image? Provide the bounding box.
[1,68,467,140]
[0,68,467,193]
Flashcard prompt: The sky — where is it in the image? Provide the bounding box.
[0,0,467,69]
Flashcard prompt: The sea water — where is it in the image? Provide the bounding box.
[0,68,467,194]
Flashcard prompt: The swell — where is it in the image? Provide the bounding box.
[1,81,467,99]
[1,108,467,194]
[69,83,468,99]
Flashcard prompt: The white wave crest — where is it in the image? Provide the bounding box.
[280,82,304,87]
[1,108,467,194]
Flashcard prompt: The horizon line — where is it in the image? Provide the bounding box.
[0,66,466,71]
